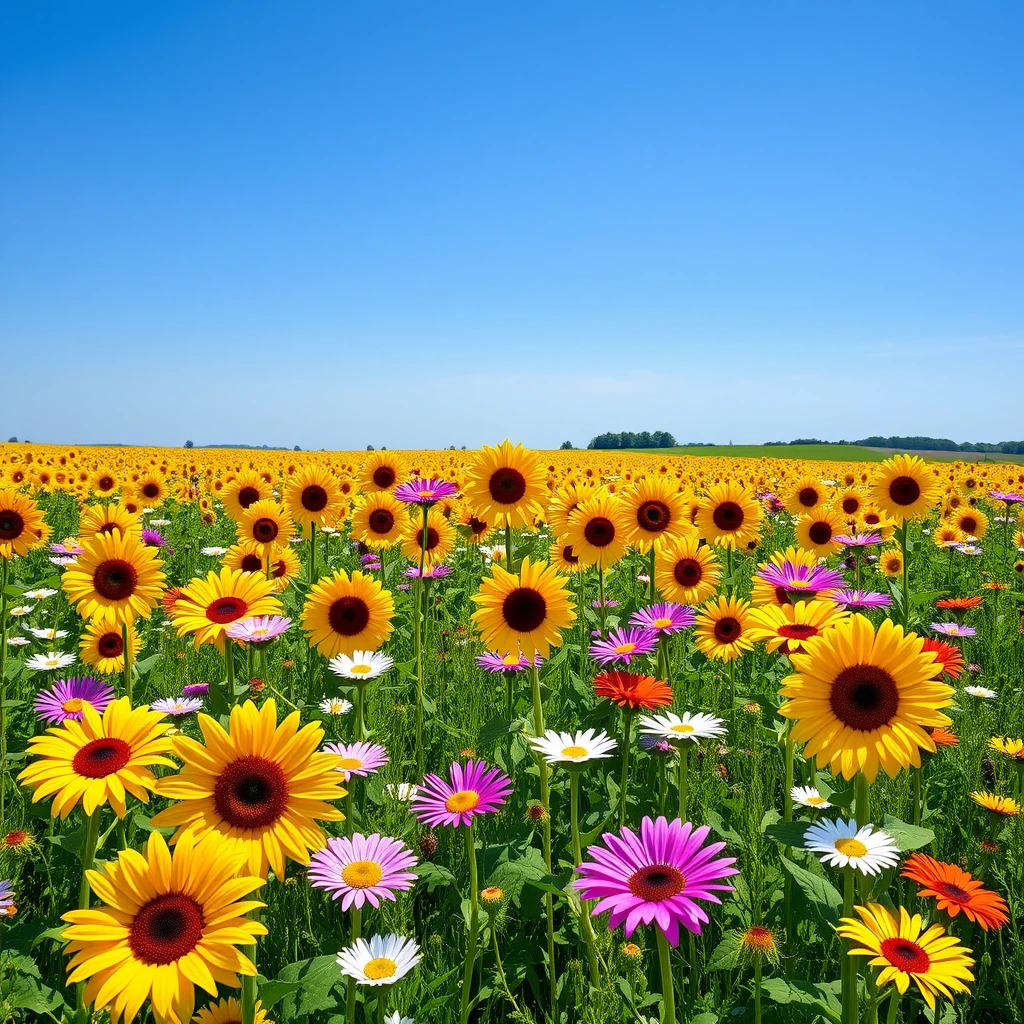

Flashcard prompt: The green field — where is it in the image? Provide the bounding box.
[635,443,888,461]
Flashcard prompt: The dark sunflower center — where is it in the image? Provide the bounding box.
[272,560,287,579]
[372,466,396,489]
[880,937,930,974]
[778,623,817,640]
[502,587,547,632]
[489,467,527,505]
[842,497,859,514]
[808,522,833,545]
[328,596,370,636]
[889,476,921,507]
[72,738,132,779]
[142,482,160,498]
[468,516,487,536]
[205,596,248,624]
[562,544,580,565]
[712,501,743,531]
[830,665,899,731]
[0,512,25,540]
[98,522,119,535]
[252,518,279,543]
[674,558,702,587]
[960,517,977,534]
[213,755,289,829]
[301,484,329,512]
[583,516,616,547]
[713,617,741,643]
[627,863,686,902]
[129,893,205,965]
[240,554,263,572]
[98,476,115,492]
[238,486,260,508]
[417,527,439,552]
[98,632,124,657]
[93,559,138,601]
[368,509,395,534]
[637,500,670,532]
[798,488,818,507]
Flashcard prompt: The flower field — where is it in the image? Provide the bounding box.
[0,440,1022,1024]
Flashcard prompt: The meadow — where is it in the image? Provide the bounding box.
[0,441,1022,1024]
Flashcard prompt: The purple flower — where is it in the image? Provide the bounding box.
[756,562,846,597]
[988,490,1024,505]
[828,589,892,610]
[393,478,459,505]
[629,603,695,635]
[225,615,292,643]
[476,652,543,673]
[834,533,883,548]
[0,880,14,914]
[360,553,380,564]
[592,598,620,609]
[141,528,167,547]
[411,760,513,828]
[34,677,114,724]
[323,741,390,779]
[182,682,210,697]
[49,540,83,556]
[590,627,659,666]
[308,833,417,910]
[930,622,977,638]
[967,663,981,673]
[150,696,204,716]
[403,564,453,579]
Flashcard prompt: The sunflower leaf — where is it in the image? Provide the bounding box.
[780,857,843,925]
[881,814,935,852]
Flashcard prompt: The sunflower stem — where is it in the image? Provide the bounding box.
[656,929,676,1024]
[460,822,480,1024]
[0,556,8,825]
[598,568,606,631]
[570,769,601,987]
[74,807,103,1024]
[841,867,856,1024]
[648,547,656,602]
[225,641,236,705]
[677,743,689,820]
[308,520,317,584]
[726,546,734,598]
[505,522,514,570]
[345,905,362,1023]
[414,505,429,777]
[912,765,922,827]
[884,989,901,1024]
[241,925,259,1024]
[754,957,763,1024]
[618,709,634,829]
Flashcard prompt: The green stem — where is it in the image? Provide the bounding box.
[677,744,689,821]
[841,868,856,1024]
[0,556,8,825]
[225,641,236,705]
[74,808,103,1024]
[598,568,606,631]
[912,766,922,827]
[656,929,676,1024]
[648,547,657,602]
[726,545,734,598]
[460,823,480,1024]
[122,621,133,704]
[345,905,362,1024]
[884,989,900,1024]
[308,521,317,583]
[240,908,261,1024]
[354,681,367,743]
[570,770,600,987]
[754,958,763,1024]
[489,911,523,1015]
[618,710,634,829]
[505,522,514,570]
[414,505,428,777]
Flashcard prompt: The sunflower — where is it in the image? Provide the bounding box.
[654,534,721,604]
[549,540,586,574]
[399,507,456,566]
[285,464,346,530]
[463,440,546,529]
[784,476,829,515]
[952,507,988,540]
[471,556,576,659]
[360,451,407,493]
[89,466,120,498]
[456,503,494,545]
[746,600,848,655]
[221,471,273,522]
[80,501,143,540]
[870,455,941,522]
[837,903,974,1008]
[0,489,50,559]
[833,487,866,522]
[193,997,271,1024]
[794,507,845,557]
[901,854,1008,931]
[152,699,346,879]
[563,495,629,569]
[693,596,754,662]
[546,482,605,537]
[619,477,691,552]
[780,616,954,782]
[933,523,965,549]
[302,569,395,657]
[170,568,282,651]
[80,616,140,674]
[134,472,168,506]
[18,698,174,818]
[695,482,762,550]
[878,546,904,578]
[63,531,167,625]
[62,828,266,1024]
[239,499,294,550]
[351,492,412,549]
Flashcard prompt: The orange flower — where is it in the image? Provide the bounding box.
[902,854,1008,931]
[593,671,673,710]
[935,596,983,611]
[929,727,959,748]
[921,638,965,681]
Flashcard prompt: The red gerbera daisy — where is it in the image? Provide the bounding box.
[921,638,965,680]
[935,596,983,611]
[593,671,673,710]
[902,853,1008,931]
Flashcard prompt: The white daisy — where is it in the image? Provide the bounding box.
[23,588,56,600]
[791,785,832,810]
[963,685,998,700]
[329,651,395,680]
[142,507,155,514]
[149,518,171,527]
[26,627,69,641]
[528,728,617,765]
[802,819,899,876]
[320,697,354,716]
[320,526,339,535]
[638,711,727,744]
[337,934,422,986]
[8,606,34,617]
[386,1014,414,1024]
[200,546,227,556]
[25,651,76,672]
[6,637,30,647]
[385,783,418,802]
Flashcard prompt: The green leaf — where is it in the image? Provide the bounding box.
[881,814,935,852]
[704,809,742,845]
[255,974,304,1010]
[765,821,809,848]
[414,860,458,892]
[273,955,345,1017]
[780,857,843,926]
[706,932,741,971]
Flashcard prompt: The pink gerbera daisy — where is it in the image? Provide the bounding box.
[411,760,513,828]
[629,603,695,635]
[574,815,739,946]
[323,741,390,780]
[590,627,659,666]
[308,833,418,910]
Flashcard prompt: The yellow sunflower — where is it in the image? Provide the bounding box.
[870,454,941,522]
[693,595,754,662]
[79,501,143,539]
[400,506,456,566]
[239,499,294,549]
[549,540,586,574]
[221,541,301,592]
[654,534,722,605]
[285,464,346,530]
[152,699,346,879]
[952,507,988,540]
[563,494,630,569]
[18,698,174,818]
[794,507,846,557]
[832,487,866,522]
[695,481,762,550]
[878,546,904,578]
[360,450,407,493]
[350,491,411,549]
[619,477,692,552]
[0,489,50,559]
[193,997,271,1024]
[780,616,953,782]
[62,531,166,625]
[463,440,546,529]
[457,503,494,545]
[784,476,829,515]
[134,472,169,506]
[221,471,273,523]
[80,616,139,674]
[933,523,965,549]
[746,600,848,655]
[89,466,120,499]
[545,482,605,538]
[301,569,395,657]
[170,568,282,651]
[63,828,266,1024]
[471,556,577,659]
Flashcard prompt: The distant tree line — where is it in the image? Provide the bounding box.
[762,436,1024,454]
[588,431,677,450]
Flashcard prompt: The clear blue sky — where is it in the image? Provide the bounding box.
[3,2,1022,450]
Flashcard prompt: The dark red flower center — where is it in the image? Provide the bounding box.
[808,522,833,545]
[252,518,279,543]
[372,466,396,489]
[637,500,670,532]
[301,485,329,512]
[842,497,859,515]
[214,755,289,829]
[583,516,616,547]
[205,596,248,624]
[712,501,743,532]
[503,587,547,632]
[880,937,930,974]
[141,482,160,498]
[960,517,977,534]
[628,863,686,902]
[328,596,370,636]
[129,893,205,965]
[889,476,921,507]
[72,738,132,779]
[97,522,118,535]
[489,467,527,505]
[830,665,899,731]
[798,488,818,507]
[561,544,579,565]
[238,486,260,508]
[93,559,138,601]
[368,509,395,534]
[778,623,818,640]
[97,476,115,492]
[468,516,487,536]
[0,511,25,540]
[713,617,741,643]
[98,632,124,657]
[674,558,702,587]
[414,527,439,552]
[241,554,263,572]
[937,882,971,904]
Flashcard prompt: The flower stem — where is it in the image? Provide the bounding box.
[460,823,480,1024]
[308,521,317,584]
[505,522,514,569]
[754,958,763,1024]
[618,709,634,829]
[598,569,606,631]
[570,770,601,987]
[414,506,428,777]
[489,910,523,1015]
[345,905,361,1024]
[884,989,900,1024]
[912,765,922,826]
[354,681,367,743]
[677,744,689,821]
[841,867,856,1024]
[648,547,656,602]
[241,907,262,1024]
[74,808,103,1024]
[122,621,133,704]
[225,641,236,705]
[0,556,8,824]
[655,929,676,1024]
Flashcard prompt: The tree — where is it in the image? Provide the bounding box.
[184,440,194,448]
[7,437,17,443]
[366,445,375,451]
[294,445,301,451]
[560,441,574,450]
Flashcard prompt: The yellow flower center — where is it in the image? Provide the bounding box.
[338,757,364,771]
[561,745,588,758]
[653,617,673,628]
[350,664,372,674]
[670,723,695,734]
[252,628,270,637]
[501,654,521,666]
[44,659,59,668]
[613,642,637,655]
[445,790,480,813]
[417,489,435,499]
[363,957,397,980]
[61,698,84,713]
[329,700,347,712]
[788,579,811,589]
[805,796,827,806]
[834,838,867,858]
[340,860,384,888]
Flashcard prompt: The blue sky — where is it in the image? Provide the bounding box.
[2,2,1022,450]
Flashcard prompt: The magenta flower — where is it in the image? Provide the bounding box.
[930,622,977,638]
[574,816,739,946]
[756,561,846,598]
[182,682,210,697]
[411,760,513,828]
[403,564,452,579]
[308,833,418,910]
[629,603,695,635]
[590,627,659,666]
[828,589,892,610]
[34,677,114,724]
[394,478,459,505]
[323,741,390,779]
[988,490,1024,505]
[225,615,292,643]
[476,652,543,673]
[834,533,883,548]
[150,696,204,716]
[141,528,167,548]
